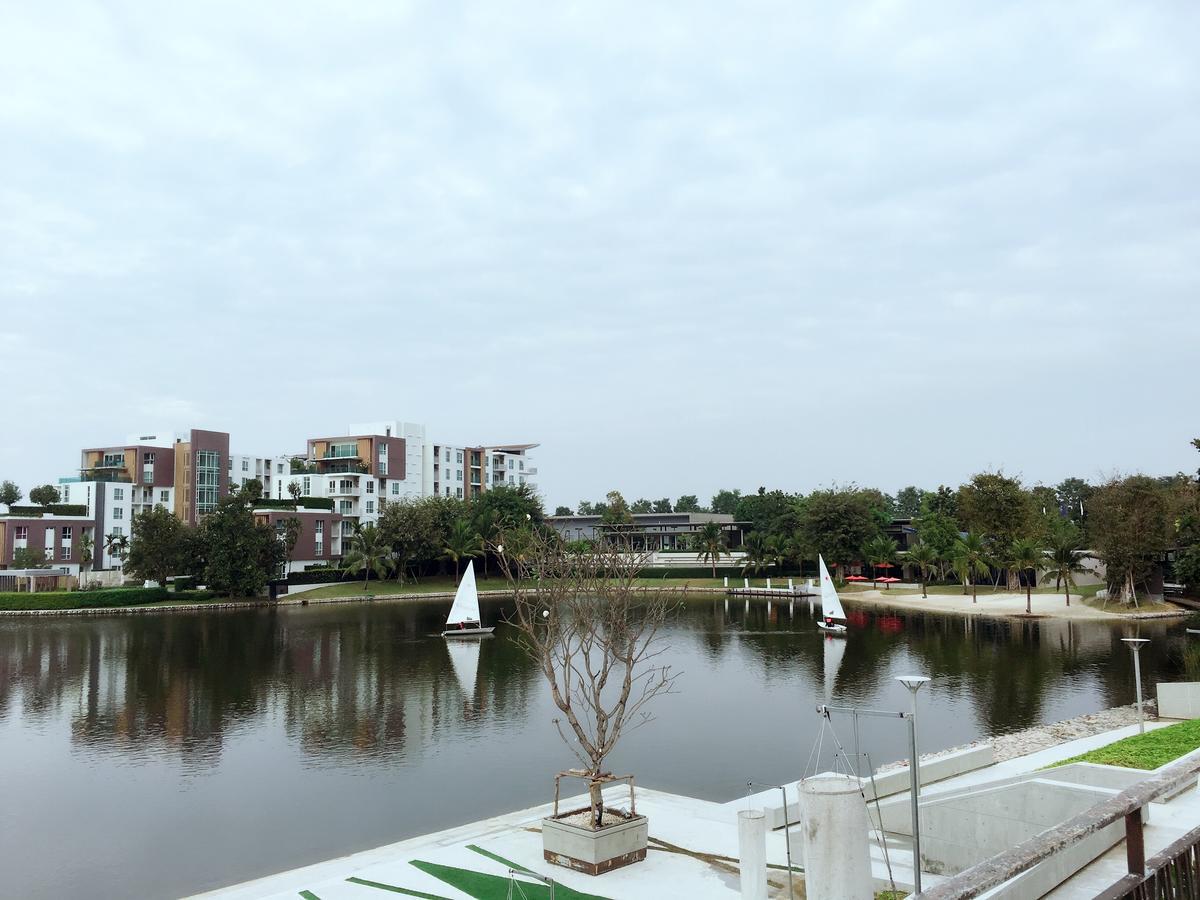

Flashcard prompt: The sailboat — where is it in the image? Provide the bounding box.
[816,555,848,635]
[442,561,494,637]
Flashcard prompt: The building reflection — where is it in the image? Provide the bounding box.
[0,601,540,765]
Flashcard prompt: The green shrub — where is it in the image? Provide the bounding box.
[253,497,334,511]
[0,587,169,611]
[171,576,198,592]
[6,503,90,517]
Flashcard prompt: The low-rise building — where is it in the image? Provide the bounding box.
[547,512,747,551]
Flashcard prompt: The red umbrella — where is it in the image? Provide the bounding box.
[845,575,868,582]
[876,562,895,569]
[879,576,901,590]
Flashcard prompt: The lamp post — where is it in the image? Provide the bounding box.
[897,675,931,895]
[1121,638,1150,734]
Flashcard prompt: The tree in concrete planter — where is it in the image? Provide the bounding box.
[496,529,679,831]
[126,506,187,587]
[0,480,22,512]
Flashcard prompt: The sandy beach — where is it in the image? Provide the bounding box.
[840,587,1186,620]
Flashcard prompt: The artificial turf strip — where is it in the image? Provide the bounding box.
[408,860,611,900]
[465,844,533,874]
[345,876,452,899]
[1050,718,1200,770]
[299,892,321,899]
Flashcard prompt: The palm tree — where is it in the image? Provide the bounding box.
[765,534,788,576]
[1008,537,1044,615]
[862,535,898,588]
[79,532,94,581]
[442,518,482,585]
[739,533,770,576]
[695,521,727,578]
[1041,533,1091,607]
[104,532,129,566]
[951,532,990,604]
[342,523,393,588]
[905,541,938,598]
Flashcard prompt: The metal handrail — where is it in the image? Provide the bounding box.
[916,752,1200,899]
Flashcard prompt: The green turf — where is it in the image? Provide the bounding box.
[346,876,452,898]
[298,891,322,899]
[466,844,533,873]
[1050,718,1200,770]
[409,860,611,900]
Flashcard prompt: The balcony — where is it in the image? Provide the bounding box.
[321,451,360,460]
[79,469,133,483]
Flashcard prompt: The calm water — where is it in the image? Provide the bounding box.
[2,596,1198,899]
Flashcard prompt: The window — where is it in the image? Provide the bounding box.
[113,488,124,500]
[365,481,374,494]
[445,450,450,463]
[61,526,72,540]
[519,460,525,471]
[508,475,514,484]
[196,449,220,515]
[242,459,249,471]
[444,486,450,497]
[14,526,27,540]
[456,451,463,463]
[456,469,462,481]
[110,526,123,536]
[302,476,311,494]
[314,541,323,557]
[365,500,375,514]
[456,487,463,499]
[509,459,514,470]
[328,442,358,459]
[339,500,352,514]
[390,482,399,495]
[60,545,71,560]
[160,490,169,503]
[112,507,124,520]
[315,520,324,536]
[277,463,283,474]
[101,452,125,468]
[143,451,155,464]
[45,527,54,549]
[142,489,152,502]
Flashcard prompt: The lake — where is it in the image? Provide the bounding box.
[1,595,1196,899]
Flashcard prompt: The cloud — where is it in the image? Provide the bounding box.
[1,0,1197,501]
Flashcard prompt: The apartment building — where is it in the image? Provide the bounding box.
[2,420,540,577]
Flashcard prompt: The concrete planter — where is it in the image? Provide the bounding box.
[542,808,648,875]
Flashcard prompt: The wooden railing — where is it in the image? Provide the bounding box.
[915,754,1200,900]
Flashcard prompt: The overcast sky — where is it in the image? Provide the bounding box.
[2,1,1198,509]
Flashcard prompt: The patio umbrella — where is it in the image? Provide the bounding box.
[879,576,901,590]
[845,575,868,582]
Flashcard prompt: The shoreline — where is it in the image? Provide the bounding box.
[0,582,1186,620]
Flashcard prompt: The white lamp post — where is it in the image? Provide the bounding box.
[896,675,931,894]
[1121,638,1150,734]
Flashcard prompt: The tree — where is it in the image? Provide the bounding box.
[378,497,455,583]
[630,498,652,514]
[951,532,991,603]
[1007,537,1043,615]
[200,493,280,597]
[914,496,960,559]
[28,484,61,507]
[104,531,129,564]
[1089,475,1172,605]
[1175,545,1200,595]
[1055,477,1094,533]
[862,535,898,588]
[905,542,938,598]
[442,518,482,584]
[651,498,673,513]
[734,488,805,538]
[695,521,727,577]
[739,532,771,576]
[1042,528,1090,607]
[280,517,302,577]
[554,505,573,516]
[287,480,302,503]
[125,507,187,587]
[957,471,1032,552]
[12,547,49,568]
[601,490,634,526]
[0,480,21,511]
[79,532,94,580]
[577,501,595,516]
[710,489,742,516]
[674,494,702,513]
[239,478,263,504]
[472,483,544,529]
[894,486,928,518]
[343,523,393,588]
[497,531,679,829]
[799,488,880,579]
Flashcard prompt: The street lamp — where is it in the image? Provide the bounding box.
[897,675,931,895]
[1121,638,1150,734]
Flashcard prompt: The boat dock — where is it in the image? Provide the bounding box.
[725,578,814,598]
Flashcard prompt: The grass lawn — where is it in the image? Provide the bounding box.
[298,575,747,600]
[838,582,1105,600]
[1050,718,1200,770]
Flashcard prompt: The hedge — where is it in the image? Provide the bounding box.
[288,568,353,585]
[254,497,335,511]
[6,504,90,518]
[0,587,222,611]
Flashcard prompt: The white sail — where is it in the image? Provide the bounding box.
[818,555,847,622]
[823,632,847,702]
[446,637,481,700]
[445,560,481,627]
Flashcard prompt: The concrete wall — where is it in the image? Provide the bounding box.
[865,744,996,801]
[1157,682,1200,720]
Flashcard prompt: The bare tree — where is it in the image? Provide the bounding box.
[495,528,680,829]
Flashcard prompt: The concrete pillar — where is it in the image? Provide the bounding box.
[799,775,873,899]
[744,577,749,589]
[788,578,794,591]
[766,578,772,590]
[724,576,729,588]
[737,809,767,899]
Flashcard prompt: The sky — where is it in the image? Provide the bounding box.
[2,1,1198,509]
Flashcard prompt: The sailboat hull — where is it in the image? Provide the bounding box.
[442,627,495,637]
[817,621,848,635]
